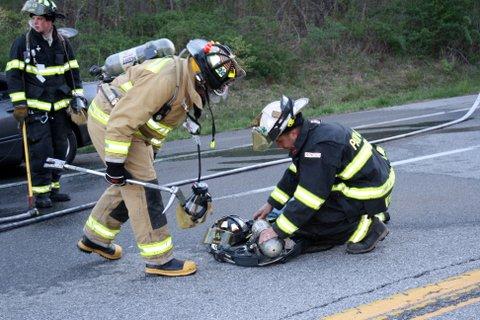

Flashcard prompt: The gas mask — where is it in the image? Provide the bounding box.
[208,85,229,104]
[176,182,213,229]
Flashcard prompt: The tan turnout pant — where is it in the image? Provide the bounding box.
[83,102,173,265]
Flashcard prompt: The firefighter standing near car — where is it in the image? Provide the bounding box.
[6,0,86,208]
[251,96,395,256]
[77,39,245,277]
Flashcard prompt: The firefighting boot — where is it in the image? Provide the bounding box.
[145,258,197,277]
[35,193,53,208]
[77,236,122,260]
[346,217,389,254]
[50,189,71,202]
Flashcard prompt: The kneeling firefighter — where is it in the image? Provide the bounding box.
[77,39,245,276]
[205,96,394,266]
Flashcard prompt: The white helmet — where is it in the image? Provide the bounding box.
[252,95,309,151]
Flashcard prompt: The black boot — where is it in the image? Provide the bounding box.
[35,193,53,208]
[145,258,197,277]
[346,217,389,254]
[77,236,122,260]
[50,189,71,202]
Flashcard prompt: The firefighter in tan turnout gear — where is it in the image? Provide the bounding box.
[251,96,394,257]
[77,39,245,276]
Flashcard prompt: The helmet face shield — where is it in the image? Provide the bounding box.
[252,126,272,151]
[203,215,250,247]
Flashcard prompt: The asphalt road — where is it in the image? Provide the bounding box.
[1,94,479,320]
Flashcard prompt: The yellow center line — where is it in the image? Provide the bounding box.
[323,269,480,320]
[411,296,480,320]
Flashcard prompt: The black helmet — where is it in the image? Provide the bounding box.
[203,215,250,247]
[22,0,65,20]
[187,39,245,91]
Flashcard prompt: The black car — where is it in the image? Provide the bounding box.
[0,72,97,167]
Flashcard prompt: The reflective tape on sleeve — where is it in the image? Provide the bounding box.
[146,119,172,136]
[5,59,25,71]
[332,168,395,200]
[85,215,120,240]
[138,236,173,257]
[9,92,26,102]
[119,81,133,93]
[293,185,324,210]
[88,101,109,125]
[270,187,290,205]
[53,99,71,111]
[105,139,131,156]
[276,214,298,235]
[338,141,372,180]
[65,60,79,69]
[72,89,84,96]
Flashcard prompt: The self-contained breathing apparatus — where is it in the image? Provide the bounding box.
[203,216,302,267]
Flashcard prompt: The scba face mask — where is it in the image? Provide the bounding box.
[208,85,229,104]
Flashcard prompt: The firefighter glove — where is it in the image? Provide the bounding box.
[70,96,88,113]
[13,104,28,123]
[105,161,131,186]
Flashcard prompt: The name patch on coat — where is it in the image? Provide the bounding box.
[304,152,322,158]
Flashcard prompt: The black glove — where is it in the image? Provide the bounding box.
[70,96,88,113]
[105,161,131,186]
[13,104,28,123]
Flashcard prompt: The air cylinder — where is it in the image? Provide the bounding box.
[102,38,175,77]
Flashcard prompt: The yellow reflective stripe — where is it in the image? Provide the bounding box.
[270,187,290,205]
[105,139,131,155]
[85,216,120,240]
[51,181,60,189]
[32,185,51,194]
[294,185,324,210]
[10,92,26,102]
[348,215,372,243]
[26,99,51,111]
[288,163,297,173]
[88,101,109,125]
[119,81,133,92]
[338,141,372,180]
[134,132,165,148]
[53,99,71,111]
[276,214,298,235]
[145,57,171,73]
[72,89,84,95]
[65,60,79,69]
[332,168,395,200]
[138,236,173,257]
[146,119,172,136]
[5,59,25,71]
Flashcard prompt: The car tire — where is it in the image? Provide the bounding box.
[65,131,77,164]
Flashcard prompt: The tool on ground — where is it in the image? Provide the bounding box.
[43,158,185,214]
[21,121,39,217]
